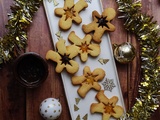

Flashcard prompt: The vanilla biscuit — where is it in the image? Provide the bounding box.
[55,0,88,30]
[82,8,116,43]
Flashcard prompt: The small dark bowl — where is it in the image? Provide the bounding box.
[13,52,48,88]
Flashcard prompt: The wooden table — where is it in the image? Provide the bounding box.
[0,0,159,120]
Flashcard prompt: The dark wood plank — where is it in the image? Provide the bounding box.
[0,0,26,120]
[0,64,26,120]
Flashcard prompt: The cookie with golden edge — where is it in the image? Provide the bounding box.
[90,90,124,120]
[72,66,105,98]
[46,39,79,74]
[55,0,88,30]
[68,31,100,62]
[82,8,116,43]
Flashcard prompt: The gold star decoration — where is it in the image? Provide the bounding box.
[76,114,80,120]
[98,58,109,65]
[75,98,81,105]
[82,114,88,120]
[53,0,59,6]
[85,0,92,4]
[74,104,79,111]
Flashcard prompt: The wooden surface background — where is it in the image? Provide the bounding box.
[0,0,160,119]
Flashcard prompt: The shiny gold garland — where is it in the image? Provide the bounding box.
[116,0,160,120]
[0,0,159,119]
[0,0,42,67]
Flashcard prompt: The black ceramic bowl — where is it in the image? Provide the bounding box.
[13,52,48,88]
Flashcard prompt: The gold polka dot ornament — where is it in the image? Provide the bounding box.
[39,98,62,120]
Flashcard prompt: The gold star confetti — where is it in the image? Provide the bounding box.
[74,104,79,111]
[98,58,109,65]
[75,98,81,105]
[47,0,59,6]
[82,114,88,120]
[85,0,92,4]
[55,31,62,38]
[53,0,59,6]
[76,114,80,120]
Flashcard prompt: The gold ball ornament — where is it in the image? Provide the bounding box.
[113,42,136,64]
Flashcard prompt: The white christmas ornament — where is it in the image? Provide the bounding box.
[39,98,62,120]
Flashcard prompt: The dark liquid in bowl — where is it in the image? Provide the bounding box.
[17,56,45,84]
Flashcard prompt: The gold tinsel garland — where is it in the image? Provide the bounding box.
[0,0,42,67]
[0,0,160,119]
[116,0,160,120]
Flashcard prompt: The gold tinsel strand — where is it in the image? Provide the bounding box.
[116,0,160,120]
[0,0,42,67]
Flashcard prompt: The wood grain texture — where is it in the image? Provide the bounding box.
[0,0,159,120]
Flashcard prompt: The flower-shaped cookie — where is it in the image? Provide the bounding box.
[54,0,88,30]
[46,39,79,74]
[82,8,116,43]
[68,31,100,62]
[90,90,124,120]
[72,66,105,98]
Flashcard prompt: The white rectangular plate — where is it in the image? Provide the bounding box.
[43,0,126,119]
